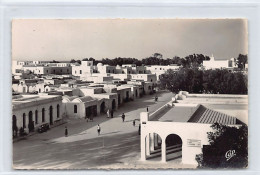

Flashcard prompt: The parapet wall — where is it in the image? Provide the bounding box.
[148,98,176,120]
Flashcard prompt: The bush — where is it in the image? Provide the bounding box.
[196,123,248,169]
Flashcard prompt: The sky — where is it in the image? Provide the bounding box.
[12,19,248,61]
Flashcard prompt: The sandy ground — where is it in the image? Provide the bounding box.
[14,91,190,169]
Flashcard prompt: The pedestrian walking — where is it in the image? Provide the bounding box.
[133,119,136,126]
[97,124,101,136]
[65,126,68,137]
[155,95,158,101]
[146,106,149,112]
[122,113,125,122]
[107,109,110,118]
[111,110,114,118]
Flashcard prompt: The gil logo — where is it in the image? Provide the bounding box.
[225,150,236,161]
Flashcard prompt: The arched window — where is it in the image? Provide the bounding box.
[35,110,38,124]
[74,105,77,113]
[57,104,60,118]
[42,108,45,122]
[23,113,26,128]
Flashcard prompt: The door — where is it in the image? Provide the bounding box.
[28,111,34,132]
[49,106,53,125]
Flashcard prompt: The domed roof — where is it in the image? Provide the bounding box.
[72,96,95,103]
[97,63,103,67]
[62,95,78,102]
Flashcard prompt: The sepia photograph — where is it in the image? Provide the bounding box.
[11,19,248,169]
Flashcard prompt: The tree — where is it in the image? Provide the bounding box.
[160,68,248,94]
[76,60,81,64]
[236,54,248,70]
[50,60,60,63]
[70,59,76,63]
[196,123,248,168]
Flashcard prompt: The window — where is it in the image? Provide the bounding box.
[35,110,38,124]
[57,104,60,118]
[74,105,77,113]
[67,69,69,72]
[80,70,82,74]
[151,79,153,82]
[47,70,48,73]
[23,113,26,128]
[61,69,62,72]
[160,68,162,70]
[75,71,77,74]
[42,108,45,122]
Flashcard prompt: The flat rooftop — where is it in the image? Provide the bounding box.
[12,95,62,110]
[158,106,196,122]
[157,93,248,125]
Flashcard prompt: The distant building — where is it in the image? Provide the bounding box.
[23,65,72,75]
[146,65,179,80]
[72,60,94,77]
[202,55,237,70]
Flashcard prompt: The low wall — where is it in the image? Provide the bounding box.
[173,103,198,107]
[149,101,173,120]
[179,90,247,99]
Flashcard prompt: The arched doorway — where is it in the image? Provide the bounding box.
[23,113,26,128]
[49,106,53,125]
[85,106,91,118]
[145,133,162,161]
[126,91,129,102]
[100,102,105,114]
[35,110,38,124]
[28,111,34,132]
[12,115,17,137]
[118,94,121,105]
[93,106,97,117]
[165,134,182,162]
[42,108,45,122]
[57,104,60,118]
[112,99,116,110]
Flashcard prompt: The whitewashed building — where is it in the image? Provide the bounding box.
[12,95,63,136]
